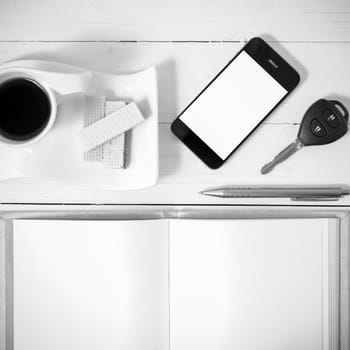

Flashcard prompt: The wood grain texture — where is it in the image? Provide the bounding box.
[0,41,350,124]
[0,23,350,204]
[1,0,350,41]
[0,124,350,205]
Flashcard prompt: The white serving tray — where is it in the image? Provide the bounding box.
[0,61,158,190]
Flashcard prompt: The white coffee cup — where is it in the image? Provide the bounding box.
[0,62,91,147]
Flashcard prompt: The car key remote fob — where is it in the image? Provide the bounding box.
[261,99,349,174]
[298,99,348,145]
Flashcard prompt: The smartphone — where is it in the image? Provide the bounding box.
[171,37,300,169]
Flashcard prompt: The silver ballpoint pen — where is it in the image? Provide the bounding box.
[200,185,350,201]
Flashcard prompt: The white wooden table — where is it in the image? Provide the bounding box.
[1,0,350,205]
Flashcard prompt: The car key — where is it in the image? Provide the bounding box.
[261,99,349,174]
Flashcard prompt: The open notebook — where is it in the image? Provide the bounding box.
[12,218,339,350]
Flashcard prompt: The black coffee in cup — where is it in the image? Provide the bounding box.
[0,78,51,141]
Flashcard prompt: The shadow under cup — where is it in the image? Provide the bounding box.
[0,77,52,142]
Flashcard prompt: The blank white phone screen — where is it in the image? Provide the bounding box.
[179,51,288,160]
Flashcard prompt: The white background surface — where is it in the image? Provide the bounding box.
[1,1,350,205]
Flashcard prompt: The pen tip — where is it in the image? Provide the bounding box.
[199,190,222,197]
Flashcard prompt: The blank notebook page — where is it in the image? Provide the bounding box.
[13,220,169,350]
[13,218,338,350]
[169,218,337,350]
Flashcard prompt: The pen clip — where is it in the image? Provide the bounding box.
[291,197,340,202]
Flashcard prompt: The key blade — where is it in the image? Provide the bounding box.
[261,139,303,175]
[261,161,278,175]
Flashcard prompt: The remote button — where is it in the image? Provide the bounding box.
[322,109,340,128]
[311,119,327,137]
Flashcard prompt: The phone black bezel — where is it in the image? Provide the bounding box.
[170,37,300,169]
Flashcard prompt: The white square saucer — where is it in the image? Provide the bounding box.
[0,62,158,191]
